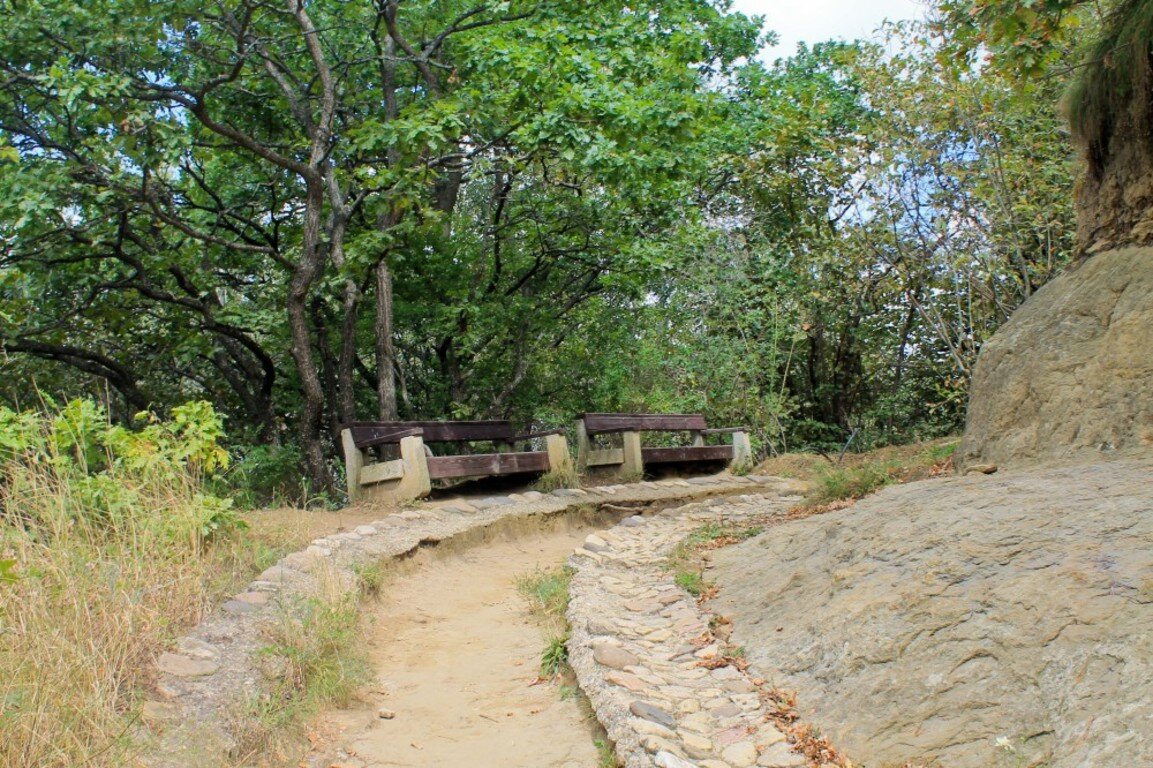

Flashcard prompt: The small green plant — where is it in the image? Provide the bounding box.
[730,459,753,476]
[617,469,644,484]
[517,565,575,679]
[667,522,762,601]
[254,593,370,731]
[923,441,959,463]
[540,635,570,677]
[516,565,574,620]
[595,738,619,768]
[675,568,707,597]
[353,560,388,598]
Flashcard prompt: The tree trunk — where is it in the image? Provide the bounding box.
[375,258,399,420]
[337,280,361,424]
[288,177,330,492]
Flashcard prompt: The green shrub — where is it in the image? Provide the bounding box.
[220,442,306,508]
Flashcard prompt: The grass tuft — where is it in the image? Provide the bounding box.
[668,522,763,602]
[808,461,898,506]
[533,464,580,493]
[516,565,574,677]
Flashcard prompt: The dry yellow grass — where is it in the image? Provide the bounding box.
[0,402,313,768]
[753,437,960,484]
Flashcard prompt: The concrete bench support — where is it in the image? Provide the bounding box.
[621,430,643,478]
[545,433,575,477]
[342,430,432,504]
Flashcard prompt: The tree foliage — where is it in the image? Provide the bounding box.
[0,0,1091,492]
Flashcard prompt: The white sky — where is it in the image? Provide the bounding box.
[729,0,926,61]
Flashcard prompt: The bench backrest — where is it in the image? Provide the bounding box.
[580,412,707,435]
[345,420,515,447]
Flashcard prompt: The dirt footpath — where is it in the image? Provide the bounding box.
[305,526,601,768]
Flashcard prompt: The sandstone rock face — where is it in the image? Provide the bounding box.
[958,246,1153,470]
[1075,135,1153,255]
[710,458,1153,768]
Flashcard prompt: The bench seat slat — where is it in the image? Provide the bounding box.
[641,445,733,465]
[345,420,515,443]
[348,426,424,450]
[427,451,551,480]
[581,412,707,434]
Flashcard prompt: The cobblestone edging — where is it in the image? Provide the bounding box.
[141,474,782,767]
[567,483,811,768]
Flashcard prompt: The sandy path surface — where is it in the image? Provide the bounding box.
[309,525,601,768]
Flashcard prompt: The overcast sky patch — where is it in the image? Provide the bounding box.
[730,0,925,61]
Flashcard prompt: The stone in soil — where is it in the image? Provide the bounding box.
[592,641,640,670]
[157,653,219,678]
[630,700,677,730]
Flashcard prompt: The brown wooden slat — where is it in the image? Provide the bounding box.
[345,420,514,443]
[641,445,732,464]
[700,427,748,435]
[427,451,551,480]
[347,426,424,449]
[580,413,707,434]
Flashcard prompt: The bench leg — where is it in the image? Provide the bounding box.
[730,430,753,471]
[621,430,643,479]
[545,433,574,478]
[575,419,591,471]
[394,434,432,501]
[341,428,365,502]
[353,434,432,505]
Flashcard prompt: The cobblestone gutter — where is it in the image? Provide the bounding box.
[140,474,780,767]
[567,480,813,768]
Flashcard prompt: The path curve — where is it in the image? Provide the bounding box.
[142,475,785,767]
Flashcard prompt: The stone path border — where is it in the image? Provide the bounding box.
[140,474,788,768]
[568,484,810,768]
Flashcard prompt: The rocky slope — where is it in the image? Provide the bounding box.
[958,247,1153,470]
[709,456,1153,768]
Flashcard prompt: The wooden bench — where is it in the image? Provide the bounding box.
[575,413,752,479]
[340,420,573,503]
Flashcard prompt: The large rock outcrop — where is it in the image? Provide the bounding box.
[958,246,1153,470]
[710,457,1153,768]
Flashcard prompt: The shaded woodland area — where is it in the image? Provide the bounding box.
[0,0,1105,494]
